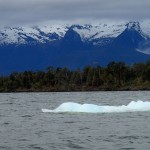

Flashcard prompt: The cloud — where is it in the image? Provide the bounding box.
[137,40,150,54]
[0,0,150,26]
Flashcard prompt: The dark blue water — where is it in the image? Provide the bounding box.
[0,92,150,150]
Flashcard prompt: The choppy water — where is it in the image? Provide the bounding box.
[0,91,150,150]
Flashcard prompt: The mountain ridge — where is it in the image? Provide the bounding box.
[1,21,150,45]
[1,21,150,74]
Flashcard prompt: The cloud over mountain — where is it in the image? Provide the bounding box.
[0,0,150,26]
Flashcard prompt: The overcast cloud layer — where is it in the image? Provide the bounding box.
[0,0,150,26]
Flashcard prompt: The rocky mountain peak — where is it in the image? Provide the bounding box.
[126,21,141,32]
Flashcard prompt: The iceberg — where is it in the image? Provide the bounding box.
[42,101,150,113]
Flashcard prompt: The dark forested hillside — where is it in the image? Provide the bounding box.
[0,61,150,92]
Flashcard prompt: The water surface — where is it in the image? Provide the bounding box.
[0,91,150,150]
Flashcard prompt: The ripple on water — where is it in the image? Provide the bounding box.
[118,135,140,140]
[28,144,45,150]
[66,140,85,149]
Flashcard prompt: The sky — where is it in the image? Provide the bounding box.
[0,0,150,26]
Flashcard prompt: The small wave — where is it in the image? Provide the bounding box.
[42,101,150,113]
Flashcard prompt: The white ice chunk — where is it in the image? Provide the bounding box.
[42,101,150,113]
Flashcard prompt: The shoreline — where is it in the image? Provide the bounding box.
[0,87,150,93]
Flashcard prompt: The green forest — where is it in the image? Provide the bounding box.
[0,61,150,92]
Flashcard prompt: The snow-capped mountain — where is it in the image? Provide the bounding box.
[0,25,68,44]
[0,20,150,74]
[1,20,150,45]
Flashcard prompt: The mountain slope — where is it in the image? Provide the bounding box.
[0,21,150,74]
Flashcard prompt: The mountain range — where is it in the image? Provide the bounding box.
[0,21,150,74]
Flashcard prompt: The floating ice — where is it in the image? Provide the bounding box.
[42,101,150,113]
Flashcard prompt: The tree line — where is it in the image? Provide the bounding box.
[0,61,150,92]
